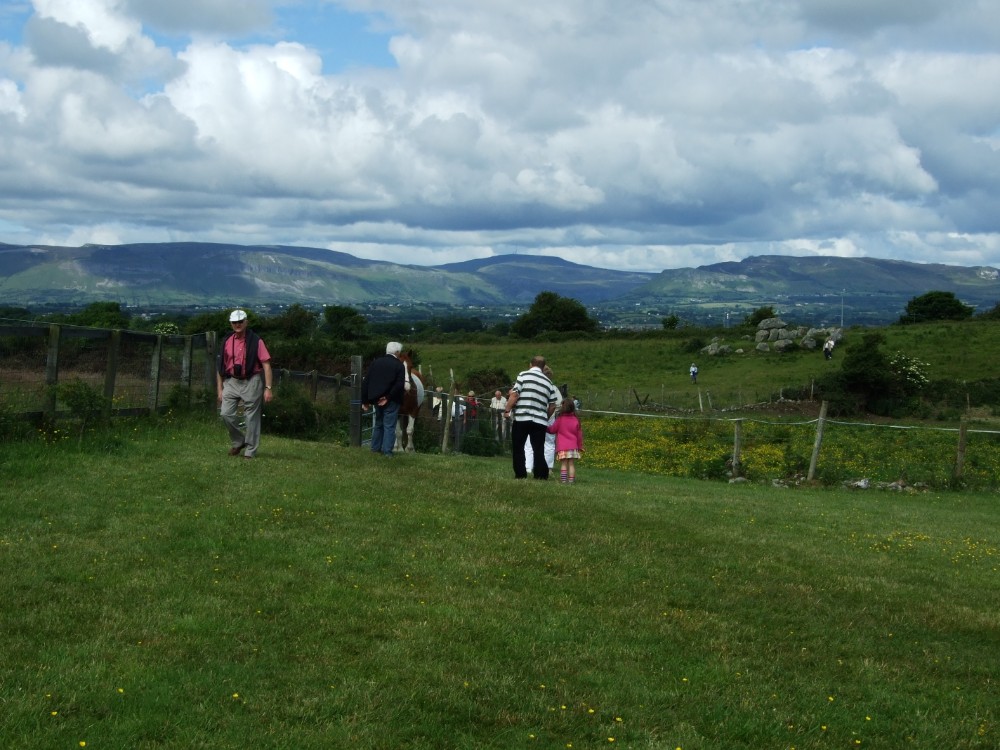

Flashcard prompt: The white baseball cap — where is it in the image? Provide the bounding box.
[229,309,248,322]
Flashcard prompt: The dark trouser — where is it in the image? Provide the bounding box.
[371,400,400,456]
[512,419,549,479]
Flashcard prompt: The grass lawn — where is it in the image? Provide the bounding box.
[1,417,998,749]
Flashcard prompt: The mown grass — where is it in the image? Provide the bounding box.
[1,417,998,749]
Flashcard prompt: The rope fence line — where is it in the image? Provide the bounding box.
[584,406,1000,435]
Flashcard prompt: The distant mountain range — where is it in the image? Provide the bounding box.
[1,241,998,325]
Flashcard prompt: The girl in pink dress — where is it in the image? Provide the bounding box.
[547,399,584,483]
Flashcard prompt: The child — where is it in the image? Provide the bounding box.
[547,398,584,483]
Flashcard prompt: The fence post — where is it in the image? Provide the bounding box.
[732,419,743,478]
[954,419,968,480]
[697,388,703,413]
[441,393,454,454]
[350,355,362,447]
[807,400,828,481]
[103,329,121,419]
[148,334,163,415]
[181,335,194,407]
[309,370,319,401]
[205,331,218,405]
[45,324,61,418]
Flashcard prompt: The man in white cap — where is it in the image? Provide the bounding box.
[216,309,274,459]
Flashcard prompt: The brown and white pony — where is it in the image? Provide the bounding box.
[394,350,425,452]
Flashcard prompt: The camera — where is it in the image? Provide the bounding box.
[232,364,243,378]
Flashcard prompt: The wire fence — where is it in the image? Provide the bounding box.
[0,321,215,418]
[575,405,1000,489]
[4,322,998,488]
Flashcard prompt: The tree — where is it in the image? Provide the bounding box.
[898,291,973,324]
[817,331,929,416]
[324,305,368,341]
[743,306,776,328]
[60,302,131,329]
[0,306,32,321]
[268,304,318,339]
[661,314,679,330]
[976,301,1000,320]
[510,292,599,338]
[434,315,485,334]
[184,310,234,335]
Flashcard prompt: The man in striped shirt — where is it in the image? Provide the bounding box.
[504,355,560,479]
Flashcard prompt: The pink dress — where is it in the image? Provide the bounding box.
[547,414,584,460]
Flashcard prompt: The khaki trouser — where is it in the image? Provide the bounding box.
[220,374,265,457]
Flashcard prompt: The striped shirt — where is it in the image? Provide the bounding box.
[511,367,558,425]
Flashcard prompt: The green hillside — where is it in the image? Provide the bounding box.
[2,242,999,324]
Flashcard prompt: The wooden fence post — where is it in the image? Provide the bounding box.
[103,329,121,419]
[441,393,454,454]
[181,335,194,407]
[807,400,828,481]
[148,335,163,415]
[350,355,362,447]
[954,419,968,480]
[732,419,743,478]
[205,331,218,405]
[45,324,61,418]
[309,370,319,401]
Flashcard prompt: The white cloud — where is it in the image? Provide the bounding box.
[0,0,999,273]
[125,0,272,35]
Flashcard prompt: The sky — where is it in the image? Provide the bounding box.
[0,0,999,274]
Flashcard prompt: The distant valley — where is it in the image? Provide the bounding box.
[1,241,998,326]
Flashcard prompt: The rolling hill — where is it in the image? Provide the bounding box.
[1,241,998,324]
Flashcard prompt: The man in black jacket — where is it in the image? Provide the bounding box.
[361,341,406,457]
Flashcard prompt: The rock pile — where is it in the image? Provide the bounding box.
[701,317,842,355]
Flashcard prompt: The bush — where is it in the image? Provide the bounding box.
[463,368,513,396]
[682,337,705,354]
[459,419,505,457]
[57,378,109,440]
[265,382,321,439]
[0,398,32,443]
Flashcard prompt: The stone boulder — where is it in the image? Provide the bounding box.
[700,320,844,356]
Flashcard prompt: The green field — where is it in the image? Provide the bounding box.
[410,319,1000,415]
[2,418,997,749]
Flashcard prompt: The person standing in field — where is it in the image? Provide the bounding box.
[361,341,407,457]
[217,308,274,459]
[823,339,835,360]
[432,386,444,420]
[505,355,560,480]
[690,362,699,383]
[547,399,584,483]
[490,389,508,440]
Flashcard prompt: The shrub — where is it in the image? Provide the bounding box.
[463,368,513,395]
[682,337,705,354]
[57,378,108,440]
[0,398,32,443]
[265,382,321,439]
[459,419,504,457]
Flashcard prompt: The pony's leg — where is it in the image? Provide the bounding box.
[394,418,404,453]
[406,416,416,452]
